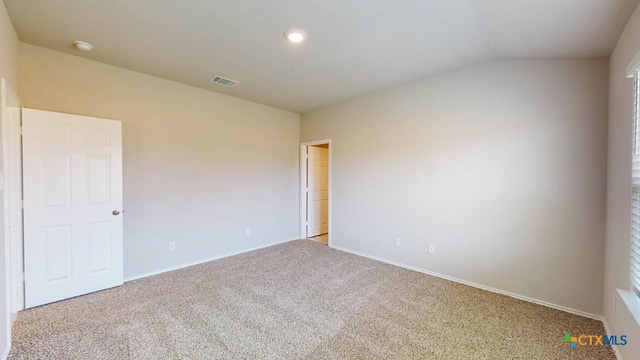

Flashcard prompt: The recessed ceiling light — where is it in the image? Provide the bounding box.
[284,28,307,43]
[74,40,94,52]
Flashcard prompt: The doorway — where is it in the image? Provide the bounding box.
[300,140,331,246]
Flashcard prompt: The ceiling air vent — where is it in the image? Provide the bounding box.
[209,75,239,87]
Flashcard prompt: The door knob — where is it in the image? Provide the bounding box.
[112,210,120,216]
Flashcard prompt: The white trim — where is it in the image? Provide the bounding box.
[603,319,622,360]
[299,139,332,247]
[299,145,307,239]
[1,343,9,360]
[626,51,640,78]
[124,238,298,282]
[617,289,640,327]
[0,78,21,359]
[0,79,9,348]
[4,89,23,314]
[331,245,603,321]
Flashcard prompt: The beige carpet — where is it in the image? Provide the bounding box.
[10,240,615,359]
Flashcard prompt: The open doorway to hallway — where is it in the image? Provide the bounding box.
[300,140,330,246]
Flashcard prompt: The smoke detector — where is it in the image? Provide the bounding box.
[73,41,94,52]
[209,75,239,87]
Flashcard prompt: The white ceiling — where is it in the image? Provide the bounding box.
[5,0,639,112]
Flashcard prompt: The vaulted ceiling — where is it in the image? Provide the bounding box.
[6,0,639,112]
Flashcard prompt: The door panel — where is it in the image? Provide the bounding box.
[44,226,73,281]
[43,153,71,207]
[23,108,123,308]
[88,221,112,273]
[319,149,329,234]
[87,155,110,204]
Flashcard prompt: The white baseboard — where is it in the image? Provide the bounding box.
[331,245,603,321]
[603,319,623,360]
[124,238,298,282]
[1,343,10,360]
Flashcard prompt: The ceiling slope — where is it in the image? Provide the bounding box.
[5,0,639,112]
[470,0,639,58]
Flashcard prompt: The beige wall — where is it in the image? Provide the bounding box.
[19,43,300,279]
[0,2,18,91]
[301,59,609,316]
[0,1,19,355]
[605,2,640,358]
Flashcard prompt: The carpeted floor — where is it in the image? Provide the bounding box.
[10,240,615,359]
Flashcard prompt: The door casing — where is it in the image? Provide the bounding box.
[299,139,332,245]
[0,78,21,354]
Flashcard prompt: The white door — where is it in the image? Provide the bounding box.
[23,108,123,308]
[307,146,328,237]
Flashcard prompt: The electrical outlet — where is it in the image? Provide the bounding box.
[169,241,176,251]
[245,228,252,236]
[428,244,436,254]
[394,238,401,247]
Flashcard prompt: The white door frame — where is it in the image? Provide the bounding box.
[1,78,22,352]
[3,83,23,316]
[300,139,332,246]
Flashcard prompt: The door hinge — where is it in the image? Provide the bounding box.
[21,200,24,209]
[19,126,23,136]
[21,273,25,283]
